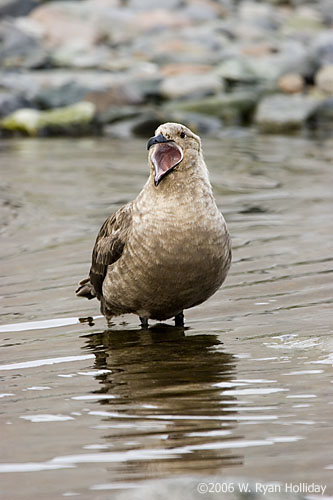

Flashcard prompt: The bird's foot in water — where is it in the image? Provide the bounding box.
[105,316,114,329]
[174,311,184,327]
[140,316,149,329]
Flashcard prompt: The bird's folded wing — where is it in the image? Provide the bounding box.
[89,202,133,298]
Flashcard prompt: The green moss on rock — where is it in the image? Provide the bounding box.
[1,102,96,136]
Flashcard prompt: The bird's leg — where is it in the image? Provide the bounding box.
[106,316,113,329]
[140,317,149,329]
[101,300,114,328]
[174,311,184,327]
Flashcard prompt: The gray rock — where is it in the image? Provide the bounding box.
[104,117,141,139]
[97,106,142,125]
[280,6,325,37]
[112,476,306,500]
[182,4,220,22]
[51,44,111,69]
[315,64,333,93]
[161,73,224,100]
[255,94,322,133]
[0,0,330,138]
[216,57,255,83]
[311,30,333,67]
[83,82,143,114]
[164,91,258,125]
[216,41,311,83]
[26,70,125,93]
[127,0,182,11]
[105,110,166,139]
[35,82,87,110]
[312,97,333,130]
[0,19,48,69]
[0,0,38,18]
[0,92,27,118]
[104,108,222,137]
[132,28,226,67]
[0,70,141,108]
[92,7,137,46]
[316,0,333,25]
[0,71,41,102]
[165,111,223,136]
[134,78,163,104]
[238,1,280,30]
[28,1,102,51]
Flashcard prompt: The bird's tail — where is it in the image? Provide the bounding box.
[75,277,96,300]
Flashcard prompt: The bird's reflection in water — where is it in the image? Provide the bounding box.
[83,326,243,478]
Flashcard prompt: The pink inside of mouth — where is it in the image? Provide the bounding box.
[152,142,183,178]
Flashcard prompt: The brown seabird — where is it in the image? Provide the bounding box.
[76,122,231,327]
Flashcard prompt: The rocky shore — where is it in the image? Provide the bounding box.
[0,0,332,137]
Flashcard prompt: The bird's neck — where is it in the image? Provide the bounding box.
[147,153,213,198]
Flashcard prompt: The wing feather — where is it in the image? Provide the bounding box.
[89,202,133,298]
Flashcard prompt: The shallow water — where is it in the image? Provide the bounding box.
[0,132,332,499]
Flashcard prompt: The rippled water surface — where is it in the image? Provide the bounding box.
[1,132,332,499]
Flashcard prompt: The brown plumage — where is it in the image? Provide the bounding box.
[76,122,231,327]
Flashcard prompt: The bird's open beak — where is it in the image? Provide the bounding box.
[147,133,172,150]
[147,134,183,186]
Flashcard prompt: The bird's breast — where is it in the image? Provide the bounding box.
[102,190,231,318]
[131,199,228,285]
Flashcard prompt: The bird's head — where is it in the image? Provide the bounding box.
[147,122,202,187]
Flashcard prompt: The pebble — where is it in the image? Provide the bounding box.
[278,73,304,94]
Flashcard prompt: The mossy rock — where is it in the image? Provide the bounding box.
[1,108,40,135]
[164,92,258,124]
[1,101,97,136]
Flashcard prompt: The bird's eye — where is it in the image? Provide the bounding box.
[180,132,186,139]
